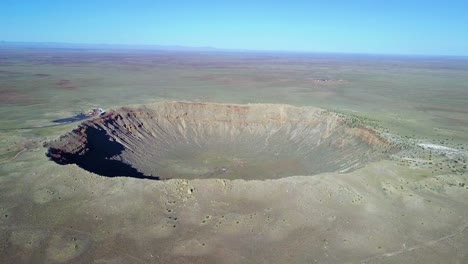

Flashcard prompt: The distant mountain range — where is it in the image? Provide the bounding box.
[1,41,465,58]
[0,41,242,52]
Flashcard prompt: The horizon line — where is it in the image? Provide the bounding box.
[1,40,467,59]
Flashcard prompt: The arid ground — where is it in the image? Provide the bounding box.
[0,47,467,263]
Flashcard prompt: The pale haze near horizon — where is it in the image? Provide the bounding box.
[0,0,467,56]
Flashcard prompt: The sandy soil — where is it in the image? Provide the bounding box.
[1,49,467,263]
[1,154,467,263]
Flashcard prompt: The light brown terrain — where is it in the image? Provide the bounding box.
[0,49,467,263]
[2,102,467,264]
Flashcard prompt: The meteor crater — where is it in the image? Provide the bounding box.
[47,101,395,180]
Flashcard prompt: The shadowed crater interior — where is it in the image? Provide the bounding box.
[46,101,396,180]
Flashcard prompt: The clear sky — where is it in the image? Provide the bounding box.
[1,0,467,56]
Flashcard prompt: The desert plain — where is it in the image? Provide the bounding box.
[0,46,467,263]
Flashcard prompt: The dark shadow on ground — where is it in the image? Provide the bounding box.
[52,113,91,124]
[0,114,91,131]
[47,127,160,180]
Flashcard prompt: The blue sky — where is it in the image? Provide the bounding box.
[1,0,467,55]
